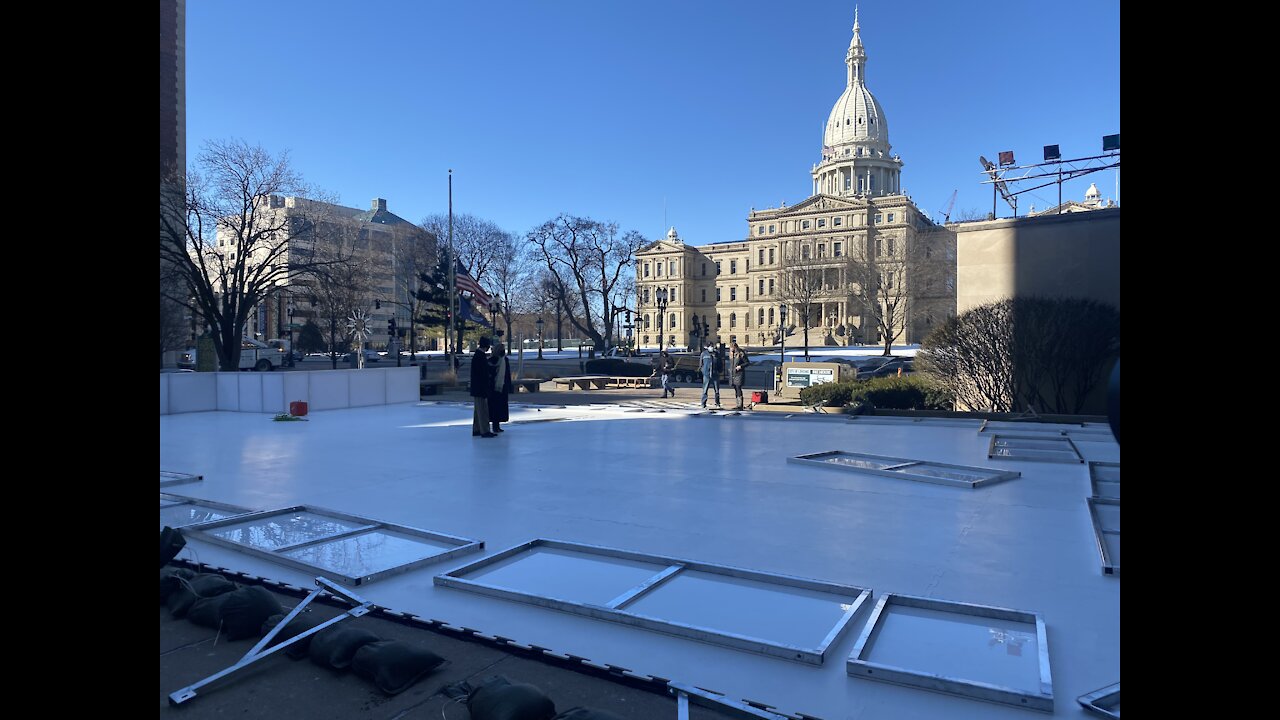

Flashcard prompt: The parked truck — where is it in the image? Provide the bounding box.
[176,337,286,371]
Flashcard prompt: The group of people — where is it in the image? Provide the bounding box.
[652,342,751,410]
[469,336,514,438]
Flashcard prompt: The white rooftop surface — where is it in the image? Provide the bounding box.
[160,400,1119,719]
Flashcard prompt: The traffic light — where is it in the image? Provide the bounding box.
[387,318,396,336]
[375,300,381,310]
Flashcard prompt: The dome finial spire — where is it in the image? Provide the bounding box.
[847,7,867,86]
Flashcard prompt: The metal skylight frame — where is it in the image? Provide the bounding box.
[1088,462,1120,500]
[160,470,203,487]
[788,450,1020,488]
[847,593,1054,713]
[159,493,251,528]
[986,434,1085,464]
[1077,682,1120,718]
[435,538,871,665]
[184,505,484,585]
[1086,497,1120,576]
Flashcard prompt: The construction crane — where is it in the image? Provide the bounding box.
[937,189,957,224]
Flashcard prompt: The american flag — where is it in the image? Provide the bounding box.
[454,260,492,306]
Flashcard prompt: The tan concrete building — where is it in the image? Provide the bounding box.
[955,207,1120,314]
[219,196,436,348]
[635,12,955,350]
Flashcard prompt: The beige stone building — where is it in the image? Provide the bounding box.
[219,196,435,348]
[635,13,954,350]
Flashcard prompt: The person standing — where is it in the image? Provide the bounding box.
[488,341,513,434]
[729,341,750,410]
[470,337,495,437]
[699,346,721,409]
[653,349,675,398]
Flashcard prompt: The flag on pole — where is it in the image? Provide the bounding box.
[454,260,492,306]
[458,295,491,327]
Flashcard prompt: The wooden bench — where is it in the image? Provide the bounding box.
[513,378,543,393]
[420,380,468,396]
[554,375,611,390]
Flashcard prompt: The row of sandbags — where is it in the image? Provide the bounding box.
[160,568,445,695]
[452,675,625,720]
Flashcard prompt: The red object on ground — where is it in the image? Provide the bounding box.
[752,391,768,404]
[289,401,308,416]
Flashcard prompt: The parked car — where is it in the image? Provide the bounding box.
[341,349,381,362]
[850,356,914,379]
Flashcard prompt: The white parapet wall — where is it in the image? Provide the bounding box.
[160,367,420,415]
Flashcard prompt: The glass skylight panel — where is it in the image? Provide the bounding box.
[185,505,483,585]
[788,451,1019,488]
[848,593,1054,713]
[988,435,1084,463]
[436,539,870,665]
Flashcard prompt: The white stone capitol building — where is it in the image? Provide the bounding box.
[635,12,955,350]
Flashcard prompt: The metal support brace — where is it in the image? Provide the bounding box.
[669,682,790,720]
[168,577,372,705]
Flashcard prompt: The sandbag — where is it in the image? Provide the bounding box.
[468,675,556,720]
[260,611,324,659]
[308,625,380,670]
[160,567,196,604]
[167,573,236,618]
[187,593,233,629]
[351,640,446,695]
[218,585,283,641]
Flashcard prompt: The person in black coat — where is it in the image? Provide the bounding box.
[470,337,495,437]
[488,341,513,433]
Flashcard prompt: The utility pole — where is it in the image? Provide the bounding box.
[447,169,456,377]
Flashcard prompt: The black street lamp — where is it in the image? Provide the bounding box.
[489,300,501,339]
[286,304,295,367]
[535,317,544,360]
[623,309,634,355]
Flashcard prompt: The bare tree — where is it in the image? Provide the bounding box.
[917,301,1017,411]
[420,213,507,286]
[160,266,190,367]
[159,139,350,371]
[918,296,1119,414]
[846,231,937,356]
[387,229,437,356]
[305,228,375,368]
[777,258,832,359]
[486,231,536,343]
[527,214,644,354]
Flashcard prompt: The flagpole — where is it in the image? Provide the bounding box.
[447,169,456,372]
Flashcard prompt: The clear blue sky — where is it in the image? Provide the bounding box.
[185,0,1119,245]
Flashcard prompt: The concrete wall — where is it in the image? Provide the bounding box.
[160,367,419,415]
[953,208,1120,414]
[955,208,1120,312]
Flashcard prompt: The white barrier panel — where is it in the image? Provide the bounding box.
[349,368,387,407]
[308,370,351,410]
[161,368,418,414]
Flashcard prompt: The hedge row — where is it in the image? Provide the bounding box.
[797,375,954,411]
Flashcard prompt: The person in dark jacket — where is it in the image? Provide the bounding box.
[470,337,495,437]
[652,350,675,398]
[729,341,750,410]
[488,341,513,434]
